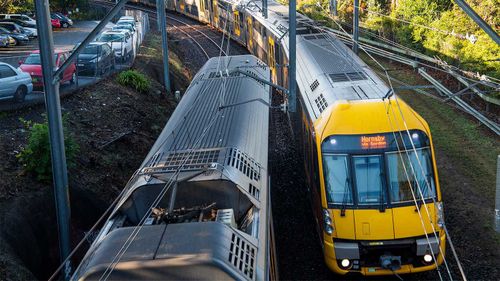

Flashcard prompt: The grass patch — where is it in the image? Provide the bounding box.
[116,70,151,93]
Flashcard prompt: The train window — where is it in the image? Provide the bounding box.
[353,155,385,205]
[386,148,436,203]
[268,37,275,73]
[233,11,240,36]
[322,154,352,204]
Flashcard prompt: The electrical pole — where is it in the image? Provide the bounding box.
[495,155,500,233]
[330,0,338,17]
[263,0,268,18]
[288,0,296,112]
[34,0,71,279]
[453,0,500,45]
[353,0,359,54]
[157,0,171,93]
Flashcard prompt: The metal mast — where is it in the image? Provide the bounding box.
[288,0,297,112]
[453,0,500,45]
[353,0,359,54]
[34,0,71,279]
[157,0,172,92]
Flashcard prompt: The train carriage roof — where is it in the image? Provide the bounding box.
[240,0,391,122]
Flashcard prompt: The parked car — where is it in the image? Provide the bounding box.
[0,34,8,47]
[0,14,36,25]
[0,27,29,45]
[19,50,76,88]
[51,13,73,28]
[0,19,37,37]
[115,21,135,32]
[76,42,115,76]
[51,17,61,28]
[0,22,35,39]
[96,31,133,62]
[0,62,33,102]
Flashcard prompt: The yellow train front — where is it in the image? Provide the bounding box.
[305,97,446,276]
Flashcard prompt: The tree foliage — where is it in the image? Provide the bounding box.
[17,116,79,182]
[298,0,499,78]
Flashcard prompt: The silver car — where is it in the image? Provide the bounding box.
[0,62,33,102]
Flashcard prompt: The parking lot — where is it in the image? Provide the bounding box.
[0,12,149,110]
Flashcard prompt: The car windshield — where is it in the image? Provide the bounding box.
[81,45,99,55]
[98,33,123,42]
[321,131,437,207]
[24,54,58,65]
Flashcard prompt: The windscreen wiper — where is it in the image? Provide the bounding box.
[379,172,386,213]
[340,178,350,217]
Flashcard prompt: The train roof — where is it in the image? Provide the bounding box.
[238,0,391,122]
[74,223,258,281]
[72,55,271,281]
[135,55,270,201]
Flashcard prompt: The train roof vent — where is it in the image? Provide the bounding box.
[249,183,260,200]
[310,79,320,92]
[228,232,256,280]
[207,71,241,79]
[226,148,261,182]
[314,94,328,113]
[142,149,220,174]
[329,71,367,83]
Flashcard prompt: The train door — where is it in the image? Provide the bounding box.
[246,16,253,52]
[180,0,185,12]
[212,0,219,27]
[233,10,240,37]
[267,36,276,80]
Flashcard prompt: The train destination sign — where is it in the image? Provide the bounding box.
[360,135,387,149]
[321,130,430,153]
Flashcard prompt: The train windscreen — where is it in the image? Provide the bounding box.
[322,130,436,207]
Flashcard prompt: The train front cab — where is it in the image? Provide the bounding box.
[306,99,446,276]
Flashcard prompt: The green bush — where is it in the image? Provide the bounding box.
[17,116,79,182]
[116,70,151,93]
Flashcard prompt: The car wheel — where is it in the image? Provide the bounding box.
[70,72,76,84]
[62,22,68,28]
[14,85,27,103]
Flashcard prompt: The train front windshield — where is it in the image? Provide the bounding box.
[321,130,436,207]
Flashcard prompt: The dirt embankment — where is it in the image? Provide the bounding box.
[0,32,191,280]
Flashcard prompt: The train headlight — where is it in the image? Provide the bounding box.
[436,202,444,228]
[423,254,433,263]
[341,259,351,269]
[323,209,334,235]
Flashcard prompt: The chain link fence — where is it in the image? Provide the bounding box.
[0,10,149,109]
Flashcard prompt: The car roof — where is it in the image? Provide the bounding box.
[31,49,67,54]
[103,30,126,35]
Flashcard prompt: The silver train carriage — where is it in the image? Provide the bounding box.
[72,55,278,281]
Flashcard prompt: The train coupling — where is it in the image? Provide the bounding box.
[380,255,402,271]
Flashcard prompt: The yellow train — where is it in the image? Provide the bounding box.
[131,0,447,276]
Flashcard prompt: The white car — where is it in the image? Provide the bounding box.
[0,14,36,26]
[96,31,133,62]
[0,62,33,102]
